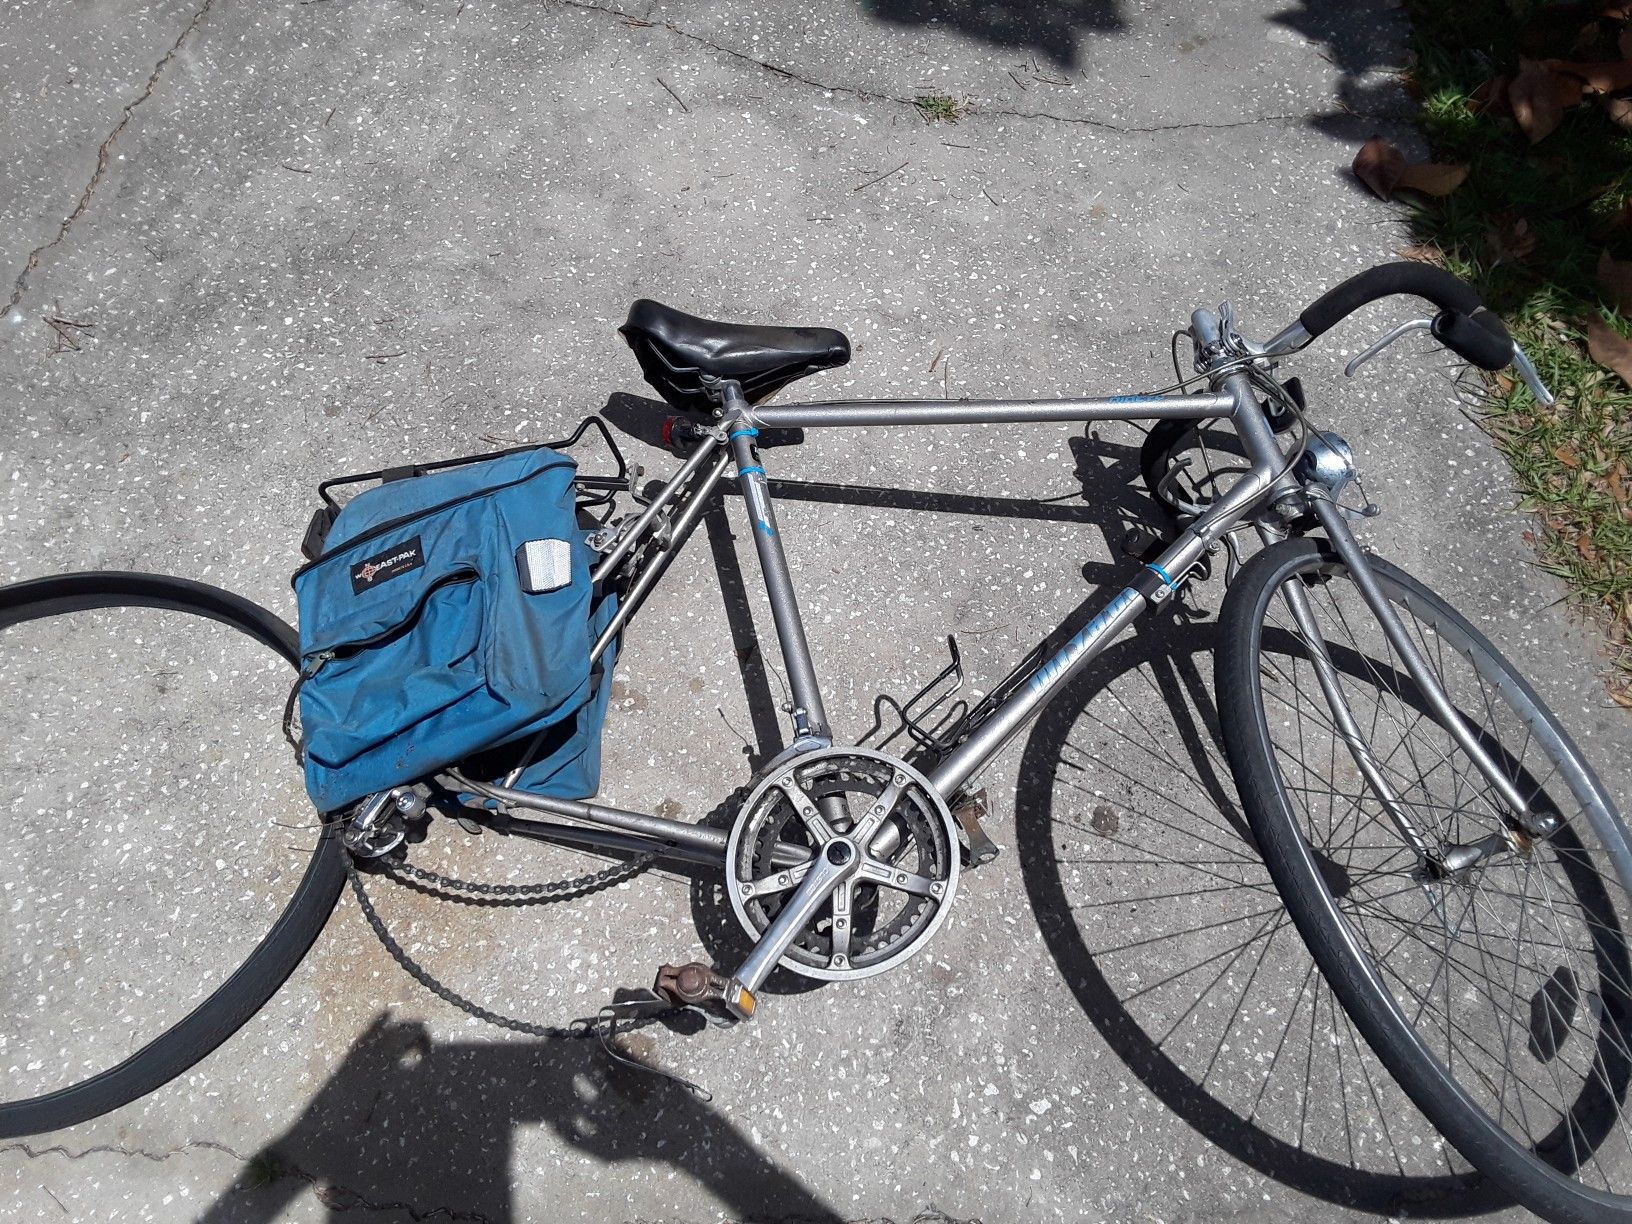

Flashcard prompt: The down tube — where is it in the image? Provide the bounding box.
[928,585,1148,796]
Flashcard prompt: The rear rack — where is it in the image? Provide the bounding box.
[313,414,638,518]
[301,416,642,560]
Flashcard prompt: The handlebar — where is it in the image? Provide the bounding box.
[1295,262,1514,371]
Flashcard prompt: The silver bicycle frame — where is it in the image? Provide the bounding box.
[498,305,1536,875]
[508,373,1286,852]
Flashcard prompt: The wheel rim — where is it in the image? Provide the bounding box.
[1246,549,1632,1201]
[0,573,340,1134]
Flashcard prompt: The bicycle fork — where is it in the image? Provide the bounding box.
[1286,498,1555,876]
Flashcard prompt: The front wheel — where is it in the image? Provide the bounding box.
[1217,537,1632,1222]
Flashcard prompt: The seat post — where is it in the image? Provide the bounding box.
[717,381,832,745]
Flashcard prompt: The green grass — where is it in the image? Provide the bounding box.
[1403,0,1632,702]
[913,94,966,123]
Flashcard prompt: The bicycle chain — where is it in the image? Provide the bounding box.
[342,783,758,1093]
[382,848,657,906]
[342,849,683,1043]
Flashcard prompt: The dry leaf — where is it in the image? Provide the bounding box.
[1398,243,1447,264]
[1510,58,1571,142]
[1606,94,1632,127]
[1588,316,1632,386]
[1543,59,1589,106]
[1396,161,1470,195]
[1607,461,1628,504]
[1556,445,1583,468]
[1353,136,1405,199]
[1552,57,1632,93]
[1351,137,1466,200]
[1489,213,1539,262]
[1602,250,1632,310]
[1470,74,1512,116]
[1579,534,1601,563]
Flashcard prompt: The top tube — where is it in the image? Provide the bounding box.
[748,393,1235,430]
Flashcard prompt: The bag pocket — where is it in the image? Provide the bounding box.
[298,562,488,768]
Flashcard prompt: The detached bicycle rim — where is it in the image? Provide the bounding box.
[0,572,344,1139]
[1217,538,1632,1223]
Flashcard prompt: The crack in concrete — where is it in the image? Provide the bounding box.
[5,0,217,316]
[0,1137,492,1222]
[0,1137,252,1164]
[554,0,1307,135]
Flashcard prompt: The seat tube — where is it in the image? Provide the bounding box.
[724,396,831,741]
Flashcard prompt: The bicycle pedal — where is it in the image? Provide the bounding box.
[653,961,756,1020]
[950,788,1001,868]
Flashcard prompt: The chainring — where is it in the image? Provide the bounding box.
[725,747,959,981]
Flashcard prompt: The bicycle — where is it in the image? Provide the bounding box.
[3,263,1629,1223]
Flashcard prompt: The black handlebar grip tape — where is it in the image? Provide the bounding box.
[1431,308,1513,371]
[1299,262,1483,339]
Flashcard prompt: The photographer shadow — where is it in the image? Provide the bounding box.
[196,1012,843,1223]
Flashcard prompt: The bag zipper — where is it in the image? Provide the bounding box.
[292,456,573,583]
[301,567,480,668]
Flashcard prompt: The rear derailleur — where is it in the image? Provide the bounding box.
[340,786,426,858]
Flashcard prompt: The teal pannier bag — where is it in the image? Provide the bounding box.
[290,446,615,813]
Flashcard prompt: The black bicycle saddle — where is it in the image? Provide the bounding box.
[619,299,851,412]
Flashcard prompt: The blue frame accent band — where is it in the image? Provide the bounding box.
[1145,561,1178,590]
[737,465,765,478]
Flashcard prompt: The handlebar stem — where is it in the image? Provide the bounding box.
[1191,309,1305,511]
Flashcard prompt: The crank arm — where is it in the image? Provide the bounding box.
[725,839,860,1018]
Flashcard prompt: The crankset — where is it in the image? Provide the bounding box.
[680,747,960,1018]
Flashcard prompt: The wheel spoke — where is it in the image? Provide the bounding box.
[1232,540,1632,1204]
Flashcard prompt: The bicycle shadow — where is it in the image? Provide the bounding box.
[1009,610,1517,1217]
[195,1011,844,1223]
[990,429,1515,1214]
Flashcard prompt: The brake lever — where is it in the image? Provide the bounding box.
[1345,315,1556,409]
[1509,343,1556,407]
[1344,318,1433,377]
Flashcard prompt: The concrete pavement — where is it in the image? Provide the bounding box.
[4,1,1629,1220]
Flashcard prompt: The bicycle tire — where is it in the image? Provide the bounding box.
[0,571,345,1139]
[1217,537,1632,1223]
